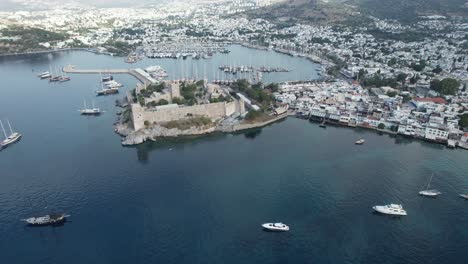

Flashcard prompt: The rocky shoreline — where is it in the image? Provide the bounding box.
[114,113,288,146]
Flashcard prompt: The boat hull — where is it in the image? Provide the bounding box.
[24,215,68,227]
[261,223,289,232]
[1,134,22,148]
[419,190,441,197]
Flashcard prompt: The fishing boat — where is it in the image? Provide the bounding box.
[262,222,289,232]
[22,213,70,226]
[0,120,22,148]
[419,173,441,197]
[459,194,468,200]
[355,139,365,145]
[79,99,101,115]
[372,204,407,216]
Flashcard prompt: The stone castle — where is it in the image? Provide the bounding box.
[129,81,246,131]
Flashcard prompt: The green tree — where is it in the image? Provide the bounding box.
[459,113,468,128]
[157,99,169,105]
[432,78,460,95]
[387,58,397,67]
[172,97,185,105]
[378,123,385,129]
[396,73,408,83]
[144,120,150,127]
[432,65,443,74]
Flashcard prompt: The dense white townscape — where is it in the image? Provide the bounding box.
[0,0,467,148]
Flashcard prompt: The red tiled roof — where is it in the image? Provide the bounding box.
[413,97,448,104]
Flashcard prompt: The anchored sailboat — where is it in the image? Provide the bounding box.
[0,119,22,148]
[79,99,101,115]
[419,173,441,197]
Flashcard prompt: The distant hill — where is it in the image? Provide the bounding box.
[246,0,357,25]
[248,0,468,24]
[347,0,468,22]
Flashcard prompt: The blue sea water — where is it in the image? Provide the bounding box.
[0,46,467,264]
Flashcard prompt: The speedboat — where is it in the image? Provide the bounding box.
[22,213,69,226]
[355,139,365,145]
[372,204,407,216]
[460,194,468,200]
[80,108,101,115]
[262,222,289,232]
[419,189,442,197]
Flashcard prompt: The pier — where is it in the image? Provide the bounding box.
[62,65,157,84]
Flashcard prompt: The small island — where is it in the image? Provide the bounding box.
[115,79,287,145]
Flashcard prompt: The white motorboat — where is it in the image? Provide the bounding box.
[79,99,101,115]
[96,87,119,96]
[372,204,407,216]
[0,120,22,148]
[459,194,468,200]
[355,139,365,145]
[262,222,289,232]
[419,173,441,197]
[104,80,123,88]
[38,71,51,79]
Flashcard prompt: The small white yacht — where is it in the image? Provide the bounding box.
[372,204,407,216]
[38,71,51,79]
[355,139,365,145]
[419,174,441,197]
[22,213,69,226]
[419,190,442,197]
[79,99,101,115]
[0,120,22,148]
[459,194,468,200]
[262,222,290,232]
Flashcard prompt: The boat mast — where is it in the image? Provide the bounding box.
[0,120,7,139]
[426,173,434,190]
[83,99,87,109]
[7,120,13,134]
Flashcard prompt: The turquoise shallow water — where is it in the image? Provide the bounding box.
[0,47,467,264]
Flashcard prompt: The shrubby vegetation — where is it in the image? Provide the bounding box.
[231,80,273,109]
[0,26,68,53]
[162,116,213,130]
[103,40,134,56]
[140,83,165,97]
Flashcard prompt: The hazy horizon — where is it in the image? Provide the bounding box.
[0,0,230,10]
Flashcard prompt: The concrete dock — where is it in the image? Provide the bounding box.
[62,65,156,84]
